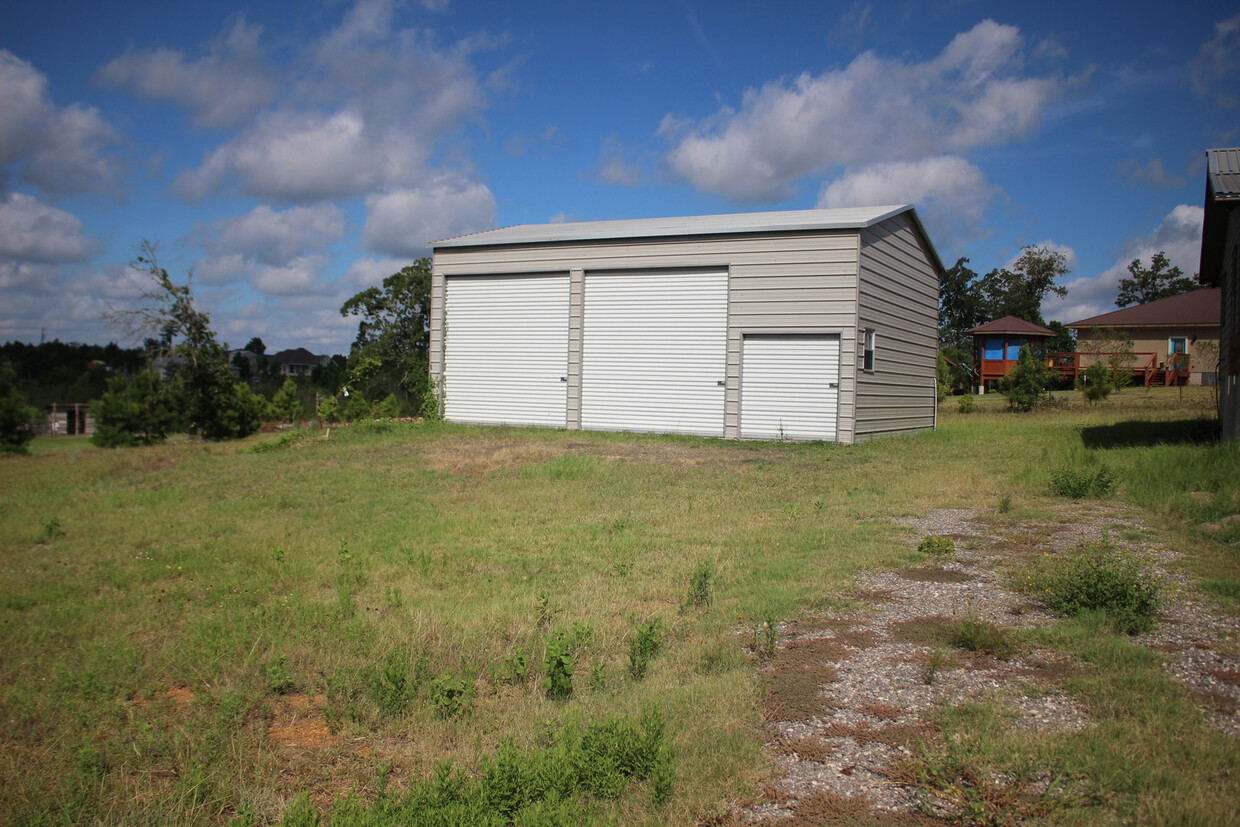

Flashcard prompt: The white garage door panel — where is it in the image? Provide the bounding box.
[741,335,839,441]
[444,275,569,426]
[582,271,727,437]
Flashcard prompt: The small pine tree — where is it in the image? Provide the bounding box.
[92,371,179,447]
[1079,361,1114,404]
[1000,345,1051,411]
[0,363,40,455]
[271,378,304,424]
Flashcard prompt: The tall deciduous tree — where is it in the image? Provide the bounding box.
[977,245,1070,326]
[939,257,987,353]
[340,259,431,410]
[105,241,265,441]
[1115,251,1198,307]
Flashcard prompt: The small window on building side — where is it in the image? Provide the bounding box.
[863,329,876,372]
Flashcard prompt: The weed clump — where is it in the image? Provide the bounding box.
[543,630,574,699]
[950,615,1017,659]
[917,535,955,559]
[1019,538,1161,633]
[1049,464,1115,499]
[957,394,976,414]
[628,617,663,681]
[684,561,713,609]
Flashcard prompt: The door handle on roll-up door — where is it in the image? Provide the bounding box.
[561,376,568,382]
[717,380,725,386]
[829,382,838,388]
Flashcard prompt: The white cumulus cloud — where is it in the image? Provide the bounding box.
[1047,205,1205,322]
[362,176,496,256]
[816,155,997,241]
[0,50,119,197]
[95,17,277,129]
[0,192,98,263]
[659,20,1066,201]
[172,0,492,203]
[194,203,345,266]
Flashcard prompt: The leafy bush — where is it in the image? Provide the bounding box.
[1019,539,1162,633]
[1049,464,1115,499]
[430,672,471,718]
[1079,360,1114,404]
[366,649,415,718]
[918,535,956,559]
[957,394,975,414]
[999,345,1051,411]
[627,617,663,681]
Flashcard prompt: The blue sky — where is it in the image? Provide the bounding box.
[2,0,1236,355]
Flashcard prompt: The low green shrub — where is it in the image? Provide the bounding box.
[286,708,672,824]
[957,394,975,414]
[917,534,956,559]
[1049,464,1115,499]
[1019,539,1161,633]
[366,649,415,718]
[430,672,471,718]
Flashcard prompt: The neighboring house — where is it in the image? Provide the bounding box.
[46,403,94,436]
[1202,147,1240,440]
[1065,289,1222,387]
[270,348,329,377]
[429,206,942,443]
[965,316,1056,393]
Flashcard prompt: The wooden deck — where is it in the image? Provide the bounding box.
[977,352,1189,389]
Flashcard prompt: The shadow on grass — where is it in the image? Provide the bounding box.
[1080,418,1219,449]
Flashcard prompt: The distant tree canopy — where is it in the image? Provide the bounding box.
[938,245,1072,354]
[0,362,40,455]
[1115,251,1199,308]
[339,259,431,414]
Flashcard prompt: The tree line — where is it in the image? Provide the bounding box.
[0,244,433,453]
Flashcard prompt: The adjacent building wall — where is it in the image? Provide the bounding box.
[854,213,940,440]
[1221,214,1240,439]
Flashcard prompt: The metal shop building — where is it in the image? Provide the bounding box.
[429,205,942,443]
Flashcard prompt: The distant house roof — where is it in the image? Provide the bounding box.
[1202,148,1240,279]
[432,205,946,273]
[270,347,327,366]
[965,316,1055,336]
[1066,288,1221,329]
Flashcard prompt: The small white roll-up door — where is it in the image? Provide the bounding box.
[582,271,727,437]
[741,334,840,441]
[444,274,569,426]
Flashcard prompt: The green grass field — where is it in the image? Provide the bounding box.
[1,387,1237,824]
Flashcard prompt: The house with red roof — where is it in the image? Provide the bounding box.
[1065,288,1222,387]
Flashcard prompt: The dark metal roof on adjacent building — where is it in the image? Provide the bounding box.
[1066,288,1222,329]
[1208,148,1240,200]
[965,316,1055,336]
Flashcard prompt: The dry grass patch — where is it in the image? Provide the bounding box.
[1190,689,1239,716]
[1203,667,1240,687]
[857,701,904,721]
[765,638,851,722]
[817,722,940,751]
[774,735,837,763]
[785,790,937,826]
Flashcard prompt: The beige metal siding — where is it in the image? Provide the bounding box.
[435,231,866,441]
[854,213,940,440]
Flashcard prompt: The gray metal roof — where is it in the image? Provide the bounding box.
[1207,148,1240,199]
[434,204,915,246]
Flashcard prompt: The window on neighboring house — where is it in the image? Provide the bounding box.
[863,329,876,372]
[1169,337,1187,355]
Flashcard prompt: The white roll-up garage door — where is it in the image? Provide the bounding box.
[444,274,569,426]
[741,334,840,441]
[581,271,727,437]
